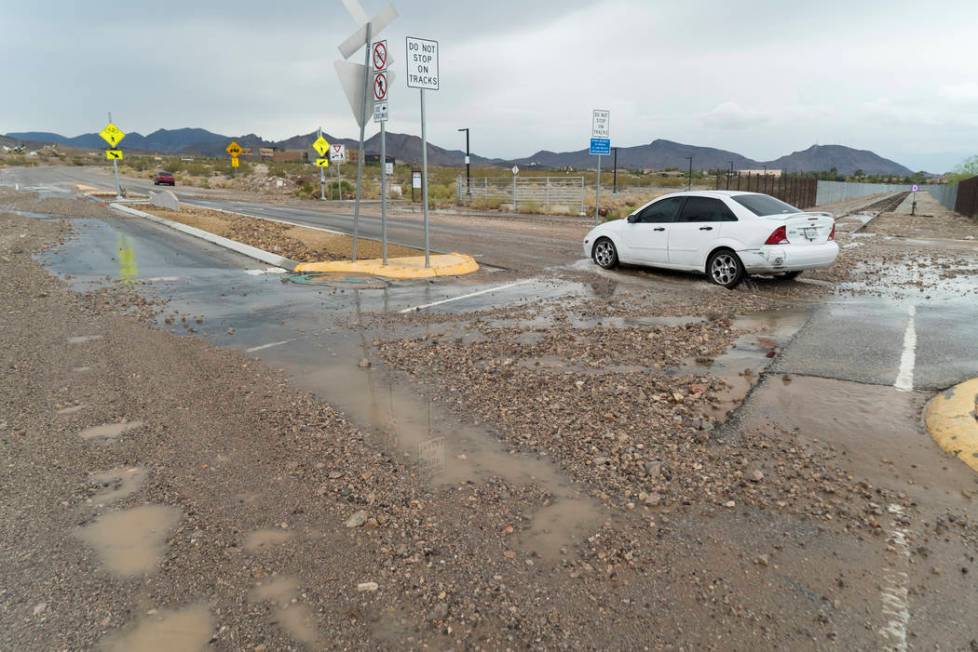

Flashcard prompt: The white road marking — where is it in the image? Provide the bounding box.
[399,279,535,314]
[878,504,911,652]
[141,276,181,283]
[894,305,916,392]
[246,340,294,353]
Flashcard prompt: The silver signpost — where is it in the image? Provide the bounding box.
[590,110,611,225]
[406,36,439,268]
[335,1,398,261]
[372,40,390,264]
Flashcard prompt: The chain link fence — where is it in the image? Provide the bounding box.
[456,176,585,214]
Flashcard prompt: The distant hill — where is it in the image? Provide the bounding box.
[767,144,912,176]
[4,128,912,175]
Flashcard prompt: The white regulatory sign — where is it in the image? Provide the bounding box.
[412,171,422,189]
[406,37,439,90]
[329,144,347,162]
[592,109,610,139]
[373,101,389,123]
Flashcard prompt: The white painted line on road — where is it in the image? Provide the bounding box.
[894,305,916,392]
[141,276,182,283]
[399,279,535,314]
[246,340,294,354]
[878,503,911,652]
[244,268,288,276]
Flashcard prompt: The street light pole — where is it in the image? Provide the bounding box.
[685,156,693,191]
[457,127,470,197]
[612,147,619,194]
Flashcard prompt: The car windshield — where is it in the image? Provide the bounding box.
[732,194,800,216]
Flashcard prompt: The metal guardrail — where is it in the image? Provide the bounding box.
[456,176,585,214]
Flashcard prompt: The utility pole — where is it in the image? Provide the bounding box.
[612,147,619,194]
[685,156,693,191]
[458,127,470,197]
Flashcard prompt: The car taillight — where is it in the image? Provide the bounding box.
[765,225,788,245]
[828,223,836,241]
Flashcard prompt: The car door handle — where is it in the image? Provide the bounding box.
[699,226,714,231]
[653,227,666,232]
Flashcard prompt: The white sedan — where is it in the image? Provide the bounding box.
[583,190,839,288]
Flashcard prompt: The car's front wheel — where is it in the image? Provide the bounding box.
[592,238,619,269]
[707,249,745,289]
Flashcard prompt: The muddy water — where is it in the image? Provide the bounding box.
[89,466,147,505]
[272,329,603,563]
[249,576,321,647]
[99,604,212,652]
[744,374,976,504]
[78,420,144,441]
[75,505,180,576]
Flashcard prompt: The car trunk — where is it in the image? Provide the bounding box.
[765,212,834,244]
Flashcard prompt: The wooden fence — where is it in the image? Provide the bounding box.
[714,173,818,209]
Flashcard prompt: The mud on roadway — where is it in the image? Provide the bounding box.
[2,187,978,651]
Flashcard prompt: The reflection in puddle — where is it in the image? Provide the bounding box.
[75,505,180,576]
[99,604,212,652]
[243,528,293,552]
[78,420,144,441]
[117,233,138,283]
[89,467,146,505]
[249,576,321,647]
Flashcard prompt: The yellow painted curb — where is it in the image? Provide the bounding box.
[925,378,978,473]
[294,253,479,280]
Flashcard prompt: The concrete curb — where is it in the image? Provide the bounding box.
[925,378,978,474]
[110,203,296,270]
[295,253,480,280]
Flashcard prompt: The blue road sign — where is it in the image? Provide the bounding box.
[590,138,611,156]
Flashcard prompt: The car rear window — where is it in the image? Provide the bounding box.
[732,194,800,216]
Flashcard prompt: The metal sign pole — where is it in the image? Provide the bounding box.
[380,120,388,264]
[512,172,517,213]
[594,154,602,225]
[319,127,326,201]
[420,87,430,268]
[337,161,343,201]
[352,21,373,262]
[109,112,121,198]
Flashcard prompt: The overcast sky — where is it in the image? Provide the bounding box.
[2,0,976,171]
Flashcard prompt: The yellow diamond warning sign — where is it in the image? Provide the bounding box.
[226,141,242,157]
[99,123,126,148]
[312,135,330,157]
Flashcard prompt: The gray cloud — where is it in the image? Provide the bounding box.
[2,0,976,171]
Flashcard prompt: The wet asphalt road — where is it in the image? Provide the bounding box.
[0,165,584,271]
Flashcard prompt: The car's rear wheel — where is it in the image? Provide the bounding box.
[592,238,619,269]
[707,250,745,289]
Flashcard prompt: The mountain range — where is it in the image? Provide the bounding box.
[4,128,914,176]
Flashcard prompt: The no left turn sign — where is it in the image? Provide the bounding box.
[373,72,389,101]
[372,40,388,71]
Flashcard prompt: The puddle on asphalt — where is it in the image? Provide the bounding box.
[78,420,144,441]
[249,576,321,647]
[67,335,102,344]
[75,505,180,576]
[243,528,293,552]
[744,374,976,503]
[99,604,213,652]
[89,467,147,505]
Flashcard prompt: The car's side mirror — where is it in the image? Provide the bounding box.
[627,214,638,224]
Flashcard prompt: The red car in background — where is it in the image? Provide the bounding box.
[153,170,175,186]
